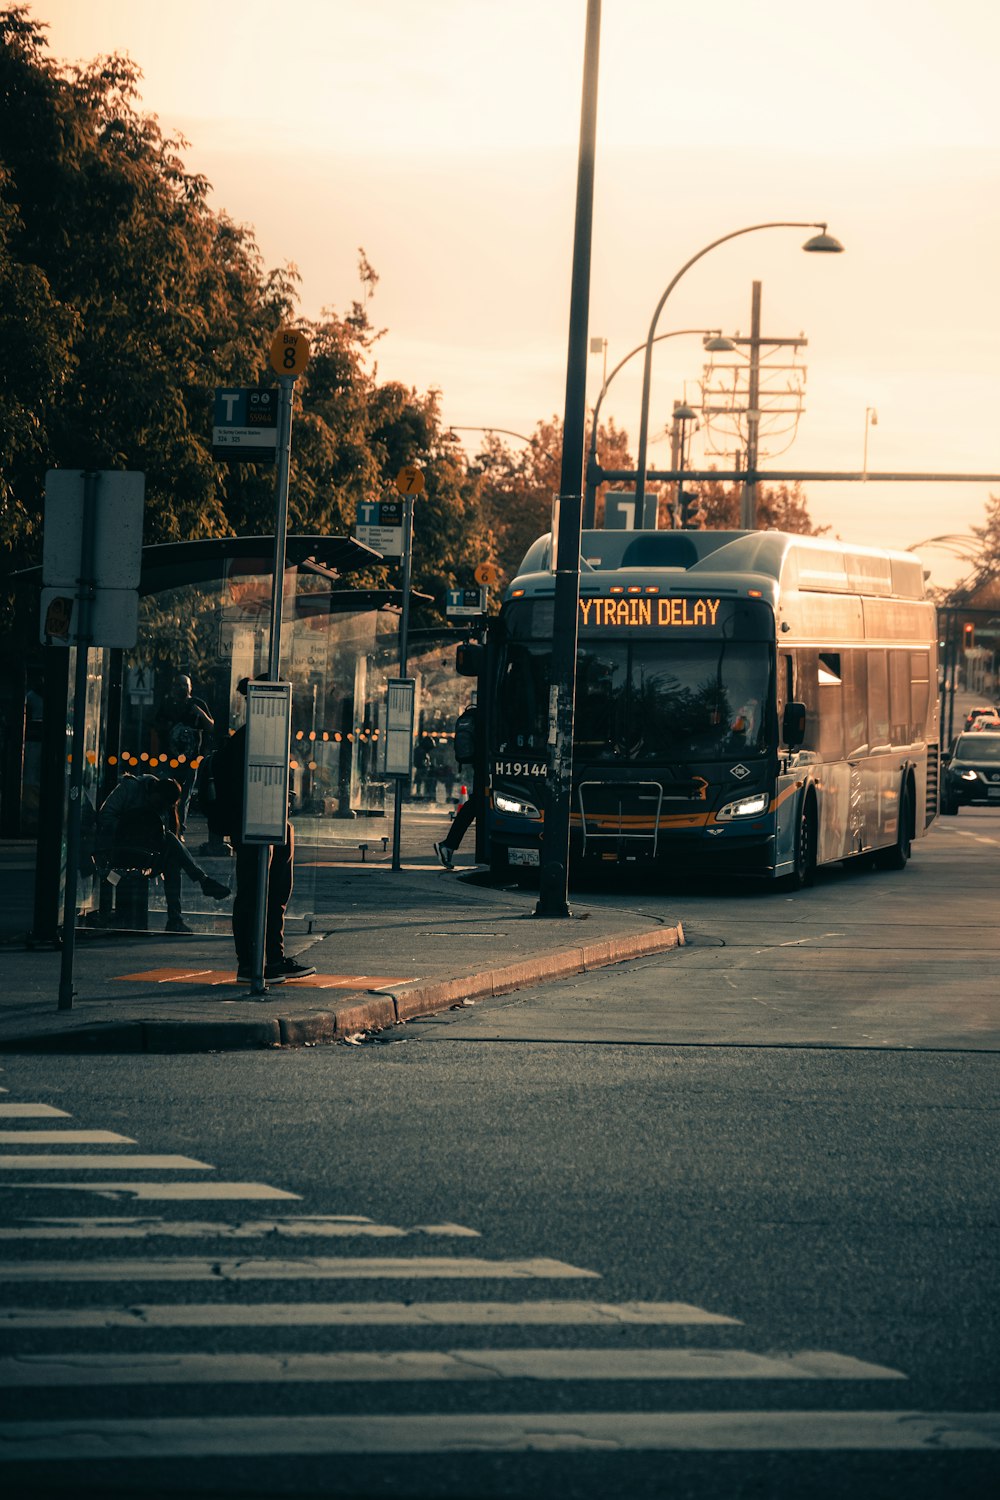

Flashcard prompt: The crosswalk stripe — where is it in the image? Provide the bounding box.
[0,1299,738,1329]
[0,1255,598,1282]
[0,1105,70,1118]
[0,1155,213,1170]
[0,1348,906,1386]
[0,1130,136,1144]
[2,1410,997,1458]
[3,1181,298,1200]
[0,1216,480,1240]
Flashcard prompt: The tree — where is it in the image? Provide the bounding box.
[0,6,295,580]
[692,472,826,535]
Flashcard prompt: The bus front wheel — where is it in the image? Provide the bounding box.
[783,795,817,890]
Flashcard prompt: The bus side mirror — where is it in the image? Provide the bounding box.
[456,643,485,677]
[782,701,806,748]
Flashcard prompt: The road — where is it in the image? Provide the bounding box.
[0,810,998,1498]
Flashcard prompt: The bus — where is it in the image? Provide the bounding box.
[470,528,939,888]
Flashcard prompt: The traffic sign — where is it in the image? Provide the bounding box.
[126,665,155,705]
[212,387,278,462]
[446,587,486,617]
[269,328,310,378]
[40,585,139,648]
[395,465,425,495]
[354,499,404,557]
[43,470,144,590]
[474,562,499,587]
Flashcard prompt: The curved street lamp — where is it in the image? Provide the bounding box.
[583,329,733,525]
[633,222,844,512]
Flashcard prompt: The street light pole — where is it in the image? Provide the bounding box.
[863,406,878,480]
[582,329,729,526]
[634,222,843,515]
[536,0,600,920]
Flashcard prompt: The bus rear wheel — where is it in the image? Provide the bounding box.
[876,783,912,870]
[783,795,816,890]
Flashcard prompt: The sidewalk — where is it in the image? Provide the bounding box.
[0,826,684,1055]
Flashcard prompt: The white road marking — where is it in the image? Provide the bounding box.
[0,1155,212,1170]
[2,1182,296,1200]
[1,1410,997,1458]
[0,1348,905,1386]
[0,1299,739,1329]
[0,1130,136,1145]
[0,1105,70,1119]
[0,1217,480,1241]
[0,1255,598,1282]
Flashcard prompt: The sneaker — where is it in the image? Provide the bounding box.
[236,968,251,984]
[165,918,193,934]
[434,842,454,869]
[265,956,317,982]
[201,877,231,900]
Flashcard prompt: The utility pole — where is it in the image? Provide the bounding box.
[699,281,808,528]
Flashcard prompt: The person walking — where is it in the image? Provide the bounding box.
[154,673,214,834]
[97,774,230,933]
[434,703,481,870]
[209,678,316,984]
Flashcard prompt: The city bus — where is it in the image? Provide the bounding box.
[472,528,938,888]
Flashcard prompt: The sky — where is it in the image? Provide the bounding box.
[25,0,1000,589]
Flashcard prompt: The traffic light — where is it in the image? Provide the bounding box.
[680,489,705,530]
[963,621,975,650]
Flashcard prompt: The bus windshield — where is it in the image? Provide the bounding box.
[496,639,772,765]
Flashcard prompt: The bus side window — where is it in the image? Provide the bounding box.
[911,651,930,740]
[868,650,889,750]
[817,652,844,761]
[798,651,820,752]
[844,650,868,758]
[889,651,911,744]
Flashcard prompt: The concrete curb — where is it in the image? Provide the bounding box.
[0,922,684,1054]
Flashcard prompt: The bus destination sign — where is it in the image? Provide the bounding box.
[579,595,722,629]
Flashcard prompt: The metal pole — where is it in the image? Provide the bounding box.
[740,281,762,529]
[250,374,295,996]
[58,470,99,1011]
[536,0,600,919]
[634,222,832,515]
[391,492,414,872]
[582,328,721,526]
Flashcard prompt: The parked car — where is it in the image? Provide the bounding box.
[964,706,1000,730]
[940,732,1000,814]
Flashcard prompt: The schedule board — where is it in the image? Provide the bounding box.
[242,681,293,843]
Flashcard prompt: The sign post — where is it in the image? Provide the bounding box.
[43,469,145,1010]
[389,465,423,871]
[247,330,309,995]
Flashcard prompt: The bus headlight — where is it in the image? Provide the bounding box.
[960,770,979,781]
[716,792,770,821]
[494,792,541,818]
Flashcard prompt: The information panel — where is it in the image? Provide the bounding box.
[383,678,415,777]
[212,388,279,462]
[242,681,293,844]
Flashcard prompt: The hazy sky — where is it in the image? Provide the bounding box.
[26,0,1000,586]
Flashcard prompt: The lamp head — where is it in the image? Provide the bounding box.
[703,335,736,352]
[673,403,698,422]
[802,228,845,253]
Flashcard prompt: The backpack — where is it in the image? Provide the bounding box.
[169,719,201,758]
[195,736,243,837]
[112,809,166,876]
[194,751,227,835]
[453,707,476,766]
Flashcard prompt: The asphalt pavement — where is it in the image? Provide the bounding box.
[0,807,683,1055]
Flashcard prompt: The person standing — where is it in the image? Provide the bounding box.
[154,673,214,834]
[209,678,316,984]
[97,774,230,933]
